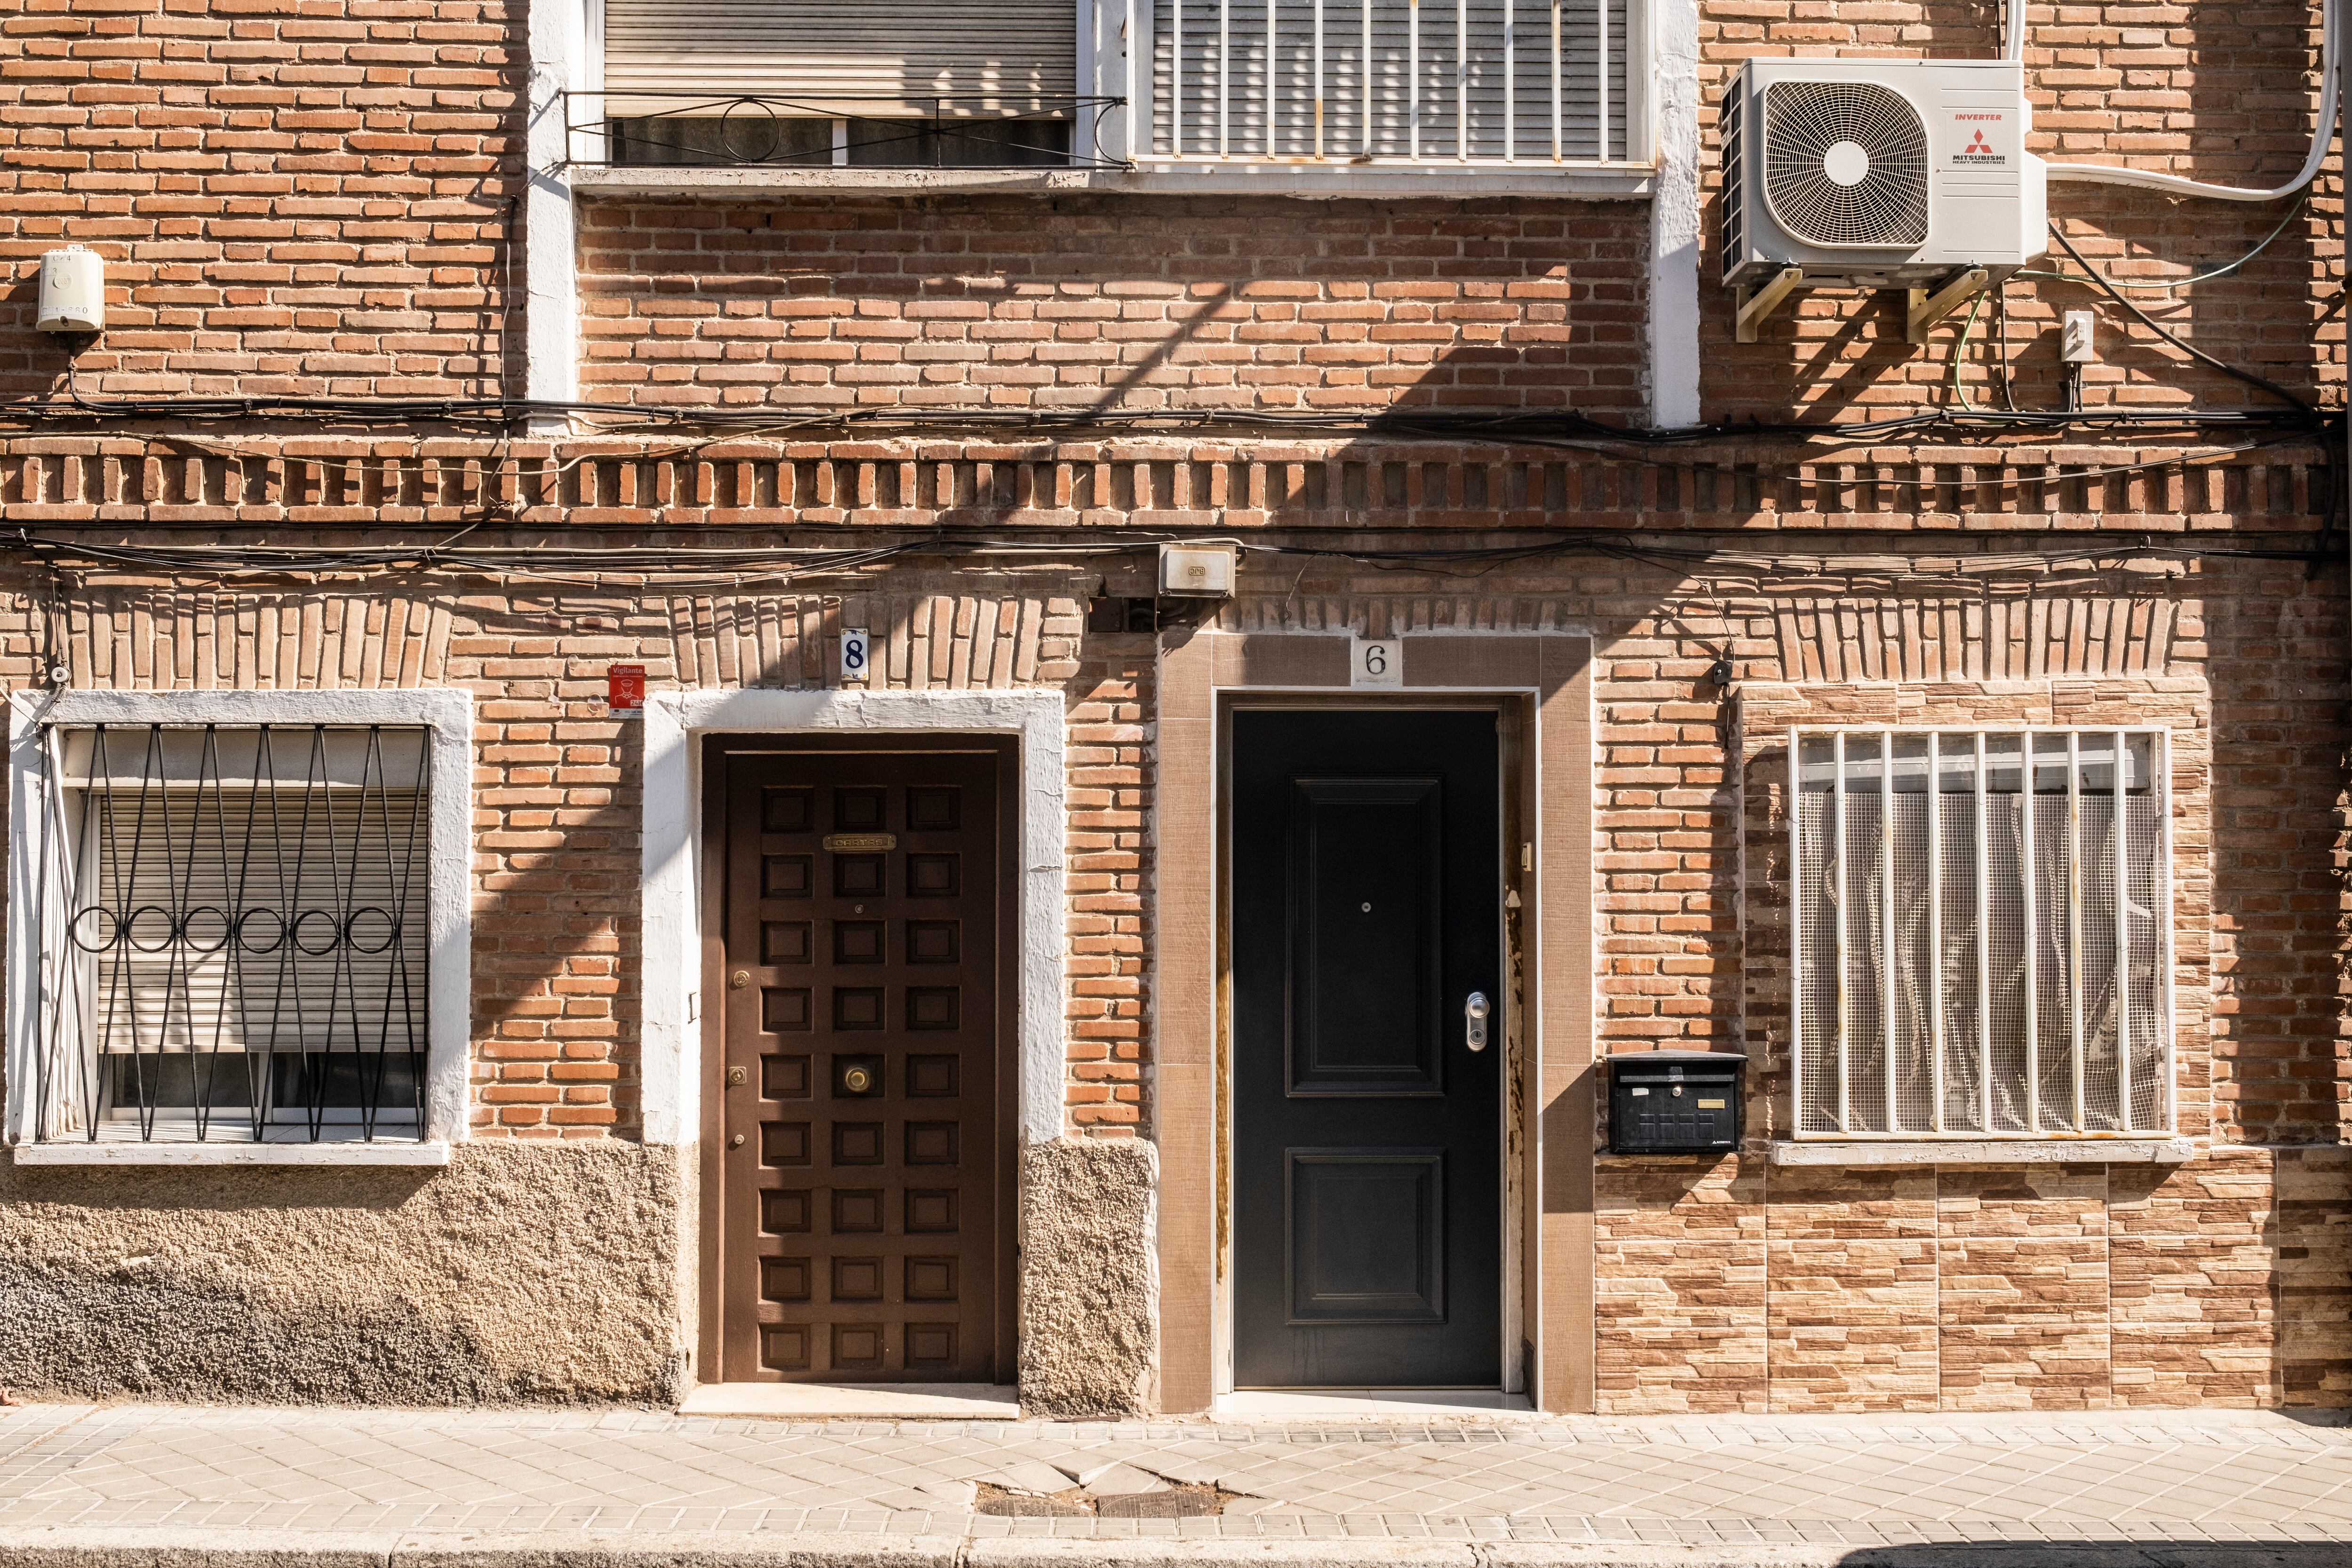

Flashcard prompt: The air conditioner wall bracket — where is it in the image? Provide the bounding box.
[1906,267,1992,346]
[1734,266,1805,343]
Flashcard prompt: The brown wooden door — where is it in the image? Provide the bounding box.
[715,742,1009,1383]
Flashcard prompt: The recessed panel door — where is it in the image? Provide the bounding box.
[718,746,1005,1383]
[1231,708,1502,1388]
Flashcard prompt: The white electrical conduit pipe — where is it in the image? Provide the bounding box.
[2034,0,2341,201]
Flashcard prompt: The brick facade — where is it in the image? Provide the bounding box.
[576,197,1646,415]
[1703,3,2343,415]
[0,0,521,401]
[0,0,2344,1413]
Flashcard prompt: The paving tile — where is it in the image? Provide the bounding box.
[0,1404,2348,1547]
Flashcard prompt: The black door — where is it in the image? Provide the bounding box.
[1231,708,1503,1389]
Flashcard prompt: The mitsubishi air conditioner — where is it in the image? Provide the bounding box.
[1721,58,2047,301]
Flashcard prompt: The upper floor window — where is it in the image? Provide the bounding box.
[596,0,1096,168]
[577,0,1645,173]
[1790,728,2174,1140]
[1147,0,1631,165]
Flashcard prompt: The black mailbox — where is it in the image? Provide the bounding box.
[1607,1051,1745,1154]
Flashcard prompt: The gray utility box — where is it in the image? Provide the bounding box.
[1607,1051,1745,1154]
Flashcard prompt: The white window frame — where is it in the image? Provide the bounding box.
[1785,724,2182,1153]
[4,689,473,1165]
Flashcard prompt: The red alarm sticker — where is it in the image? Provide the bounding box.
[607,663,646,716]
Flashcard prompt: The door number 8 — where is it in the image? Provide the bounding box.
[841,628,870,683]
[1351,635,1402,688]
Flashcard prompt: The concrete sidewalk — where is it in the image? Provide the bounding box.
[0,1401,2348,1566]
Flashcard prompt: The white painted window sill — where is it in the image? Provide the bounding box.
[10,1138,452,1167]
[1771,1138,2194,1167]
[564,163,1659,200]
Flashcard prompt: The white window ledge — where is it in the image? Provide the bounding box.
[1772,1138,2195,1167]
[12,1137,451,1167]
[565,163,1658,200]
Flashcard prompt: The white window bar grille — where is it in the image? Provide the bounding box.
[32,724,432,1146]
[1790,727,2173,1139]
[1146,0,1628,163]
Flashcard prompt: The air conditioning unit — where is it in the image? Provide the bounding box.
[1721,58,2046,292]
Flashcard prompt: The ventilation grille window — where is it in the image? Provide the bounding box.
[1151,0,1630,163]
[33,724,432,1146]
[1762,79,1929,248]
[1792,728,2172,1139]
[1720,83,1746,271]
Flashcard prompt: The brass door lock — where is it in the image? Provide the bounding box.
[729,970,750,990]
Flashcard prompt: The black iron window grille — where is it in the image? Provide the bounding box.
[34,724,432,1145]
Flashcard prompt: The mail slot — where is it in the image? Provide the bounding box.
[1607,1050,1745,1154]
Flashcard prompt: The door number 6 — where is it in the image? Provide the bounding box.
[1351,635,1402,688]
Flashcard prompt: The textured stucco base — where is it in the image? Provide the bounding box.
[0,1140,685,1404]
[1018,1138,1157,1418]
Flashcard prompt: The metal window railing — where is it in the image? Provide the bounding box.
[1134,0,1631,165]
[1790,727,2174,1139]
[558,91,1132,170]
[32,724,432,1146]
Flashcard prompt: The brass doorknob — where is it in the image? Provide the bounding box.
[729,970,750,990]
[730,1133,745,1148]
[842,1066,875,1094]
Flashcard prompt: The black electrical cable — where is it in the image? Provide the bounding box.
[2046,223,2317,414]
[9,527,2336,587]
[7,387,2326,446]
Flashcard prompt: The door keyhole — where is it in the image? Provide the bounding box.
[1465,991,1490,1052]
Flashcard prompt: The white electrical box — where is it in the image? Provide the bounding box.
[2061,310,2096,363]
[1721,58,2047,289]
[1159,543,1236,598]
[36,247,103,333]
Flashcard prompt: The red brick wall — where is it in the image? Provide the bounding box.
[0,0,521,400]
[575,197,1647,416]
[2,435,2339,1155]
[1699,3,2344,418]
[0,440,2342,1406]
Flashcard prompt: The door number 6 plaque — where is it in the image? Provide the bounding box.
[1350,635,1402,688]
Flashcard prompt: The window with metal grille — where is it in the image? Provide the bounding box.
[31,724,432,1146]
[1790,728,2173,1139]
[1148,0,1635,165]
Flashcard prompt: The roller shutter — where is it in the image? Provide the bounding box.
[603,0,1079,116]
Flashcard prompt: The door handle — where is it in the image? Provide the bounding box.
[1465,992,1490,1052]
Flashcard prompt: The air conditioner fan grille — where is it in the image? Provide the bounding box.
[1763,80,1930,249]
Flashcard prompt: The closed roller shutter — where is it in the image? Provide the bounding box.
[603,0,1079,116]
[1151,0,1628,161]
